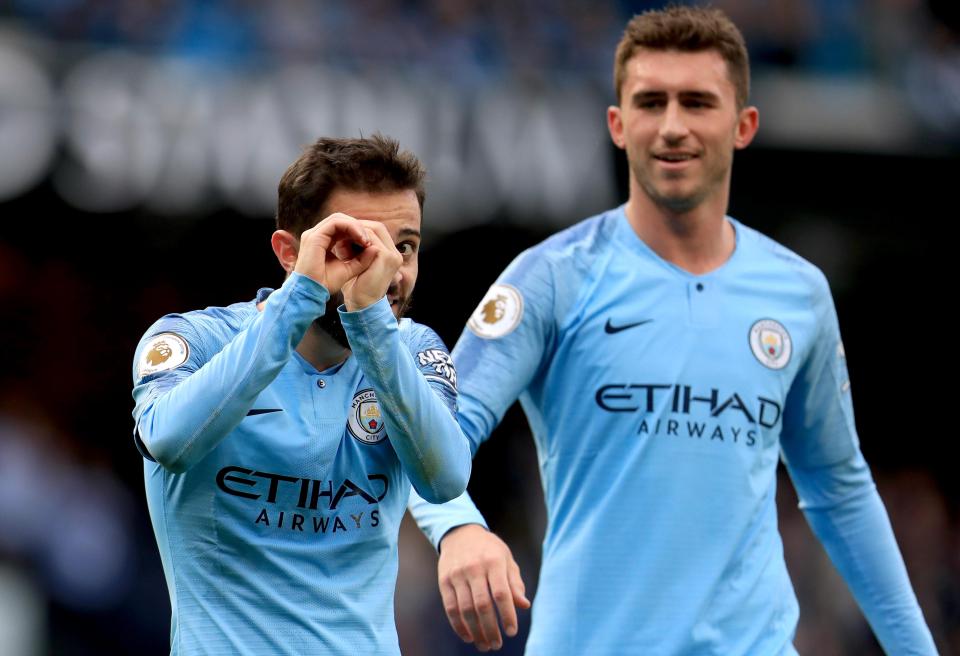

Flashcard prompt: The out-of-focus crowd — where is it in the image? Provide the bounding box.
[3,0,959,135]
[0,1,954,75]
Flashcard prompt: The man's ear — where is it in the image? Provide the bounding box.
[271,230,299,274]
[734,106,759,150]
[607,105,626,150]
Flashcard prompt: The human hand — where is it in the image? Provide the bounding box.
[437,524,531,652]
[292,213,373,295]
[340,219,403,311]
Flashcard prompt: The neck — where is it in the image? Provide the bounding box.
[624,181,735,275]
[295,325,351,371]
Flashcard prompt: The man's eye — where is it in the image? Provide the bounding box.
[397,242,417,256]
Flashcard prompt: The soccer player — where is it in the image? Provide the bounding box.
[131,135,471,655]
[408,7,938,655]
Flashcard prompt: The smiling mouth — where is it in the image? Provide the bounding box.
[654,153,697,163]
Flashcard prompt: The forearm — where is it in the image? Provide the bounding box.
[135,274,328,472]
[792,457,937,654]
[342,298,471,502]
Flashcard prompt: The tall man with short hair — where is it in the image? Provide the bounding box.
[132,134,471,655]
[409,7,938,654]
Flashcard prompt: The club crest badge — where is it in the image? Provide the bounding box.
[138,333,189,378]
[467,283,523,339]
[347,389,387,444]
[749,319,792,370]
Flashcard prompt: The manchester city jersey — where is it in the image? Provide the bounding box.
[409,207,935,655]
[132,273,469,655]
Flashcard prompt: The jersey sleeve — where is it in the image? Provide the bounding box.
[780,278,937,654]
[452,247,560,454]
[408,247,562,544]
[131,273,328,472]
[407,488,489,550]
[339,298,471,504]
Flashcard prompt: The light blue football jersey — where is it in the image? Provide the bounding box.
[410,207,935,655]
[132,273,470,655]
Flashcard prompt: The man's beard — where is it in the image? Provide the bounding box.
[628,147,733,216]
[391,290,413,322]
[314,293,351,349]
[314,289,412,349]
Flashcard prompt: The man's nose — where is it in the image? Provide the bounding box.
[659,101,690,143]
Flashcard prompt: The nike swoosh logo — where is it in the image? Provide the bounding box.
[246,408,283,416]
[604,318,653,334]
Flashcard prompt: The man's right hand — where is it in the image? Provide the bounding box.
[292,213,373,294]
[340,219,404,312]
[437,524,531,652]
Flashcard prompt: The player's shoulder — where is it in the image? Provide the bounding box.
[132,293,262,383]
[187,296,261,333]
[503,208,618,287]
[530,207,618,262]
[398,317,448,352]
[398,318,458,388]
[734,219,831,297]
[482,208,620,327]
[137,294,260,356]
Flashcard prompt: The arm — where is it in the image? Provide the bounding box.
[785,455,936,654]
[132,273,328,472]
[780,279,937,655]
[132,215,372,472]
[406,246,562,650]
[340,298,471,503]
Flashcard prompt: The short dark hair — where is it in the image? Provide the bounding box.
[276,134,426,237]
[614,6,750,108]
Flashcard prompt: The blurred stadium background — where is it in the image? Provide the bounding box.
[0,0,957,654]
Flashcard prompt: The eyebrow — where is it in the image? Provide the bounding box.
[679,90,720,102]
[631,90,721,103]
[398,228,421,239]
[631,91,665,103]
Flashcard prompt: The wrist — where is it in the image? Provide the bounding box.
[344,296,376,312]
[340,295,392,317]
[438,523,488,553]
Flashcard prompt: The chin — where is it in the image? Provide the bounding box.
[646,190,697,214]
[650,182,710,213]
